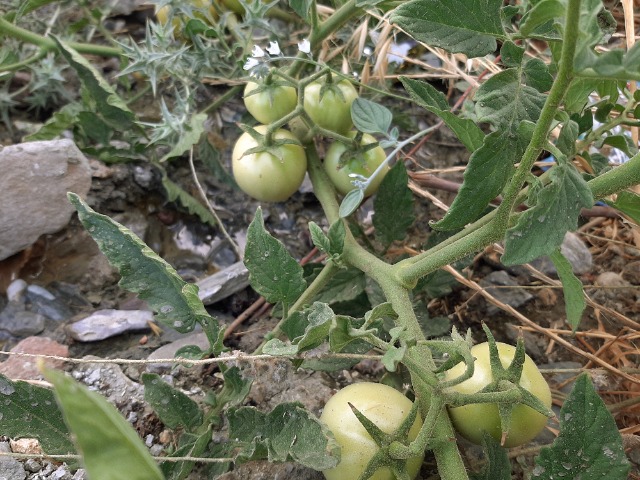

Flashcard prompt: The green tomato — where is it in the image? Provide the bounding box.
[320,382,424,480]
[303,79,358,134]
[444,342,552,448]
[232,126,307,202]
[243,81,298,125]
[324,132,389,196]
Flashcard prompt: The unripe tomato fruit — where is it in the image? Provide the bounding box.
[243,81,297,125]
[156,0,218,35]
[232,126,307,202]
[444,342,552,448]
[320,382,424,480]
[303,79,358,134]
[324,132,389,196]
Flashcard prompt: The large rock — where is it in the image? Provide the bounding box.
[0,140,91,260]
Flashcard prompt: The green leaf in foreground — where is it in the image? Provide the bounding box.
[400,77,484,152]
[502,162,594,265]
[227,402,340,471]
[0,374,74,455]
[142,373,203,431]
[244,207,306,304]
[351,97,393,135]
[532,374,630,480]
[68,193,216,335]
[549,250,586,331]
[373,162,415,246]
[390,0,505,58]
[43,368,164,480]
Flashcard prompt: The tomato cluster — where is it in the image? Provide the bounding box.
[231,73,391,202]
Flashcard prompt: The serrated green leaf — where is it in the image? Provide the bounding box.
[502,162,594,265]
[391,0,505,58]
[52,36,134,130]
[289,0,313,22]
[605,191,640,225]
[245,207,306,304]
[572,0,621,75]
[523,58,554,92]
[43,368,164,480]
[564,77,621,114]
[227,403,340,470]
[25,102,82,141]
[556,120,579,158]
[262,338,300,356]
[432,131,520,230]
[475,69,547,133]
[373,162,415,246]
[532,374,630,480]
[470,433,511,480]
[519,0,564,37]
[0,375,74,454]
[161,173,217,227]
[577,42,640,81]
[216,366,253,408]
[500,41,524,68]
[142,373,203,431]
[400,77,484,151]
[295,302,335,352]
[327,220,346,257]
[160,113,207,162]
[68,193,215,335]
[549,250,586,331]
[598,134,639,158]
[351,98,392,135]
[309,222,332,256]
[77,111,112,145]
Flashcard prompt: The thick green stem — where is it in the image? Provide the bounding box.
[588,151,640,198]
[0,16,122,57]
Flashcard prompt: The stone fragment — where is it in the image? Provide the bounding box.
[67,309,153,342]
[0,337,69,381]
[0,304,46,336]
[25,285,72,322]
[0,139,91,261]
[9,438,41,455]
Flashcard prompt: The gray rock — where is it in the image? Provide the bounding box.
[147,332,211,372]
[6,280,27,303]
[0,140,91,260]
[23,459,41,473]
[0,304,46,336]
[0,457,26,480]
[26,285,72,322]
[68,309,153,342]
[480,271,533,313]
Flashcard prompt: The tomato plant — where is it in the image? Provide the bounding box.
[303,78,358,134]
[324,132,388,196]
[444,342,552,448]
[232,125,307,202]
[320,383,424,480]
[243,81,297,125]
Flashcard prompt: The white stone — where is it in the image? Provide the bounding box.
[68,309,154,342]
[0,140,91,260]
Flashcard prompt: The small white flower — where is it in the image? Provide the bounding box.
[243,57,260,70]
[251,45,265,58]
[297,39,311,54]
[266,41,281,55]
[363,46,373,57]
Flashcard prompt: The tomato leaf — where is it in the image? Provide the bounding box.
[475,69,547,133]
[373,162,415,246]
[605,191,640,225]
[245,207,306,305]
[161,429,214,480]
[43,368,164,480]
[400,77,484,151]
[502,161,594,265]
[289,0,313,22]
[432,130,523,231]
[549,250,586,331]
[390,0,505,58]
[68,193,217,336]
[52,36,134,130]
[519,0,564,38]
[351,98,393,135]
[532,374,630,480]
[339,188,365,217]
[470,433,511,480]
[0,375,74,455]
[309,220,345,258]
[227,402,340,471]
[142,373,203,431]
